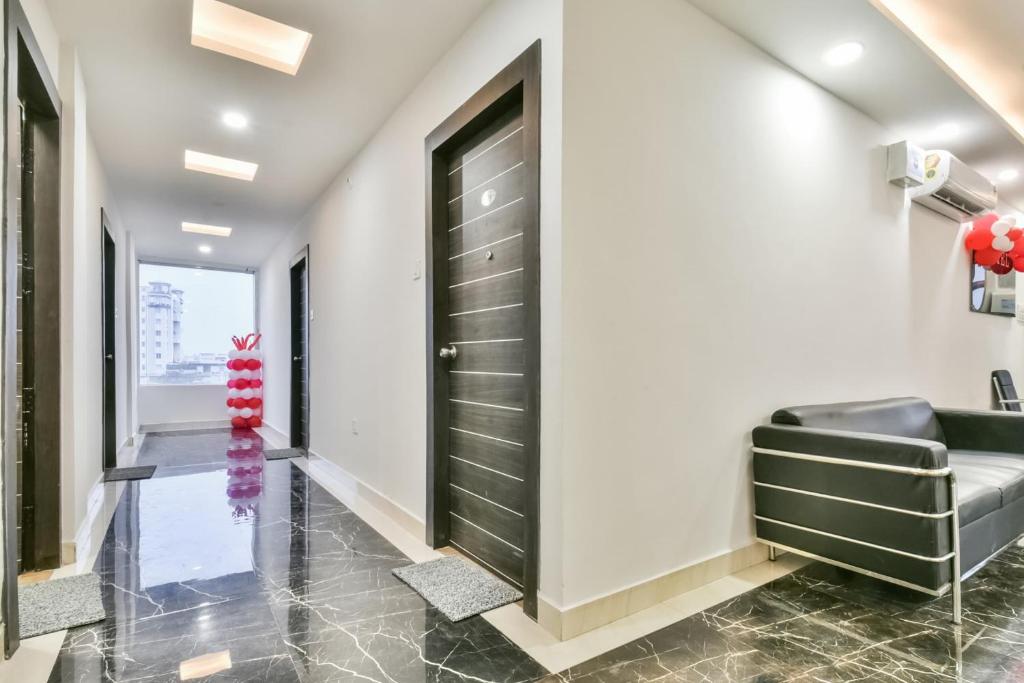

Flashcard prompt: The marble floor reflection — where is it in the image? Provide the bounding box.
[47,429,548,682]
[45,428,1024,682]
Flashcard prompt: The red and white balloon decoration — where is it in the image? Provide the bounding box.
[226,332,263,429]
[965,213,1024,274]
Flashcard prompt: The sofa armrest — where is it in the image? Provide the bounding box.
[752,424,948,471]
[936,408,1024,453]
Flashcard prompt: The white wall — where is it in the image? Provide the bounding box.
[258,0,565,601]
[557,0,1024,606]
[138,385,229,429]
[57,45,131,543]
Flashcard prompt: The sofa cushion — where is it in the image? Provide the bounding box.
[949,450,1024,508]
[772,397,945,444]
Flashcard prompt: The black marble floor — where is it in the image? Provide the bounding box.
[44,429,1024,682]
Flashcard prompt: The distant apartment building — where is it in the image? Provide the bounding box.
[139,281,183,379]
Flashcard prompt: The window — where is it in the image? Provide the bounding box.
[139,263,255,385]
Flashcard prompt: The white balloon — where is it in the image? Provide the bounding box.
[227,407,240,417]
[241,388,254,400]
[251,351,262,360]
[228,350,240,359]
[994,235,1013,252]
[1005,216,1018,227]
[992,220,1012,237]
[250,370,261,379]
[228,388,240,398]
[240,408,254,419]
[239,369,253,379]
[229,370,241,380]
[240,438,252,449]
[254,388,262,398]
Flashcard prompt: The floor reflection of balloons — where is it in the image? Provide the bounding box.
[226,430,264,520]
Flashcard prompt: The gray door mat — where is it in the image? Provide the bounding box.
[264,448,306,460]
[104,465,157,482]
[392,556,522,621]
[18,573,105,638]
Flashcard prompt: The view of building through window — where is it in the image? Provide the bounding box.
[139,263,255,385]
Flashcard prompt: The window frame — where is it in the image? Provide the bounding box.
[135,258,260,388]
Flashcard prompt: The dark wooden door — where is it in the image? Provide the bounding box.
[442,105,528,589]
[290,251,309,450]
[426,43,541,615]
[102,213,116,469]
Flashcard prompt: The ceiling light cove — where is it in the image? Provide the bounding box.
[198,244,213,254]
[822,41,864,67]
[191,0,312,76]
[221,111,248,130]
[185,150,258,181]
[999,169,1020,182]
[182,222,232,237]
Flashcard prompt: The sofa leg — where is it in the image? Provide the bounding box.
[949,471,962,626]
[768,545,776,562]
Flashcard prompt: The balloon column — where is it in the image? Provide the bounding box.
[226,333,263,429]
[964,214,1024,275]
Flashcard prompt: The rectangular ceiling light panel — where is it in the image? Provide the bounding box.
[185,150,259,182]
[182,222,233,237]
[191,0,312,75]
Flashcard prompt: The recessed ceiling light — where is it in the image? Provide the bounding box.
[931,122,960,140]
[221,111,248,130]
[198,244,213,254]
[998,168,1020,182]
[191,0,312,76]
[182,222,232,237]
[184,150,258,182]
[822,41,864,67]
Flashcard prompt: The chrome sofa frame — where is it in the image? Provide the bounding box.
[753,446,963,624]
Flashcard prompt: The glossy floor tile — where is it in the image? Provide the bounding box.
[39,427,1024,682]
[46,428,548,682]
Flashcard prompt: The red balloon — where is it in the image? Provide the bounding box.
[1009,228,1023,242]
[226,359,234,369]
[233,359,247,371]
[226,398,233,407]
[227,379,237,389]
[245,359,261,371]
[249,416,262,428]
[965,228,993,251]
[993,255,1013,275]
[250,398,263,408]
[1013,257,1024,273]
[231,416,247,429]
[975,247,1001,266]
[236,378,250,390]
[251,379,262,388]
[974,214,999,231]
[233,398,247,409]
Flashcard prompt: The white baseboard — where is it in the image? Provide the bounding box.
[303,449,431,554]
[254,422,289,449]
[139,419,230,433]
[536,542,769,640]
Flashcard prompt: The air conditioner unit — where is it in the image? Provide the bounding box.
[904,148,997,221]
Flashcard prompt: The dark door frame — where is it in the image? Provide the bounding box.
[2,0,62,656]
[289,246,309,450]
[424,41,541,617]
[101,210,116,470]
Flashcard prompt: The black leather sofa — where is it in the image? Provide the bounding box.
[752,397,1024,624]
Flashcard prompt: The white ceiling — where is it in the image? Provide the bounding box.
[44,0,493,266]
[686,0,1024,212]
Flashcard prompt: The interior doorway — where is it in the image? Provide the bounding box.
[2,0,63,656]
[102,211,116,469]
[289,247,309,450]
[425,42,541,617]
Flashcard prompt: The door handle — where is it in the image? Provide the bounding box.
[293,356,302,361]
[105,354,114,360]
[439,346,457,360]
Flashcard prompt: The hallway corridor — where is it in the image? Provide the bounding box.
[46,430,547,682]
